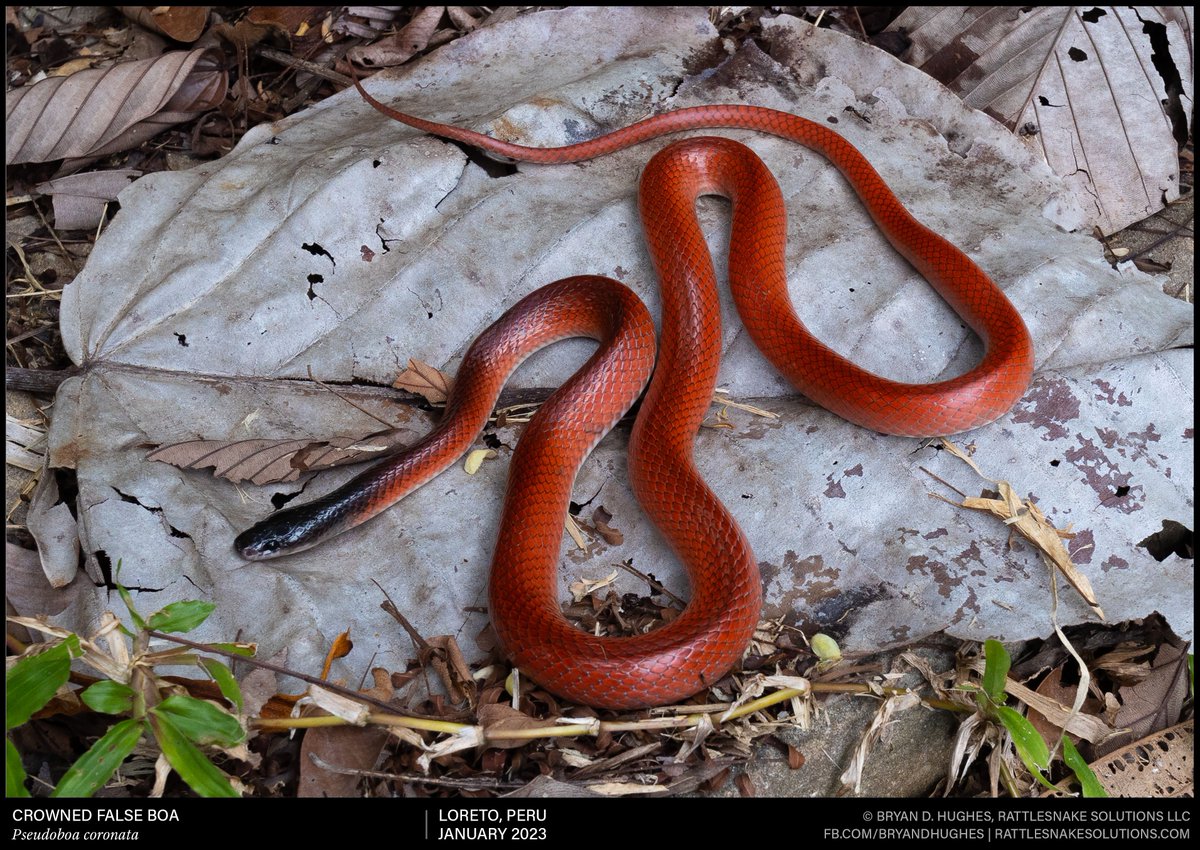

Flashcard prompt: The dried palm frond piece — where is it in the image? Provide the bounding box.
[931,438,1104,620]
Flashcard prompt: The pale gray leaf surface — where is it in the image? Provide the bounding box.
[34,10,1192,687]
[888,6,1193,235]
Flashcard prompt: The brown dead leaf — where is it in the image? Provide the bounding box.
[477,703,548,750]
[1104,640,1191,754]
[298,724,391,797]
[146,428,407,485]
[591,506,624,545]
[422,635,476,705]
[117,6,211,43]
[445,6,481,31]
[148,437,315,484]
[292,430,408,471]
[1027,664,1105,748]
[1088,719,1193,797]
[786,742,805,770]
[35,169,142,230]
[1092,643,1153,685]
[348,6,445,67]
[6,47,227,166]
[357,672,396,705]
[394,358,452,404]
[246,6,328,38]
[735,771,755,797]
[213,7,327,53]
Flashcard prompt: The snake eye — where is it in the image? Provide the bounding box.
[234,526,283,561]
[234,504,332,561]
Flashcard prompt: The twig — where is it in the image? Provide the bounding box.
[145,628,447,720]
[307,365,400,429]
[614,560,686,608]
[919,465,968,499]
[373,579,430,650]
[30,199,80,276]
[256,45,352,87]
[5,366,78,394]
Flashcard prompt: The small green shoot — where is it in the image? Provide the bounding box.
[6,570,250,798]
[965,638,1107,797]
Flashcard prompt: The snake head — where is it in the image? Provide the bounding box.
[234,503,337,561]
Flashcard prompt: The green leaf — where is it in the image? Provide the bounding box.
[147,601,216,634]
[6,635,81,731]
[114,565,147,631]
[199,659,244,713]
[152,695,245,747]
[996,705,1057,792]
[7,738,31,798]
[149,714,239,798]
[1061,736,1107,798]
[982,639,1011,704]
[50,718,144,798]
[80,680,137,715]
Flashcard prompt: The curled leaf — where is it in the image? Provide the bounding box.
[394,358,452,404]
[117,6,211,42]
[463,448,497,475]
[6,48,227,166]
[348,6,445,67]
[591,506,624,545]
[937,439,1105,620]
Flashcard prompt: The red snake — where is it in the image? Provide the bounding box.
[235,82,1034,709]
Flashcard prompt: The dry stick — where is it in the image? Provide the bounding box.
[373,578,430,650]
[570,741,662,780]
[614,559,686,608]
[307,365,400,429]
[256,46,353,87]
[254,681,920,743]
[919,466,969,499]
[30,199,80,277]
[145,629,450,724]
[1117,213,1193,266]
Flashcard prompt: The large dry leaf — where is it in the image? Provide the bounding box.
[5,543,84,616]
[1105,640,1191,752]
[31,9,1193,689]
[5,47,227,165]
[888,6,1193,234]
[298,724,391,797]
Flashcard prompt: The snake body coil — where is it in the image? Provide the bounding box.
[236,90,1035,709]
